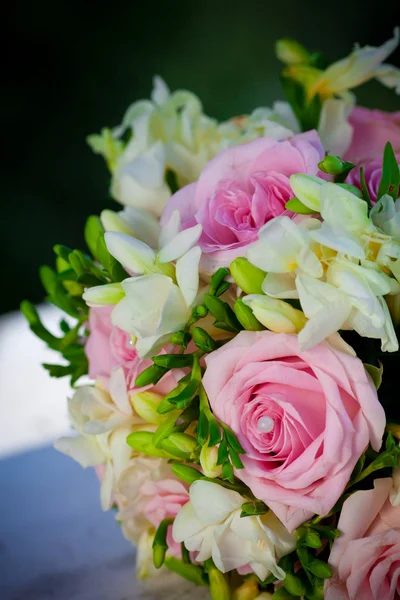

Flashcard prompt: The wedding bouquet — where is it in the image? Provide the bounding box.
[22,29,400,599]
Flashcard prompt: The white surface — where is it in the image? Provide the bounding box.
[0,306,72,458]
[0,308,209,599]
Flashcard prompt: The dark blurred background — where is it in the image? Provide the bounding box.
[3,0,399,315]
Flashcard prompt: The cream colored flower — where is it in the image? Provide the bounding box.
[173,480,295,582]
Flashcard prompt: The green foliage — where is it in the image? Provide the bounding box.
[240,500,269,518]
[377,142,400,201]
[279,73,322,132]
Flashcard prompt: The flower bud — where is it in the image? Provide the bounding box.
[243,295,307,334]
[126,431,173,458]
[318,155,343,175]
[208,565,230,600]
[83,282,125,306]
[230,258,266,294]
[234,298,264,331]
[232,577,259,600]
[276,38,310,65]
[160,433,197,459]
[131,391,165,425]
[101,209,135,235]
[200,444,222,478]
[289,174,323,211]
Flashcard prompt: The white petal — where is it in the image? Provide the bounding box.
[54,435,105,468]
[247,216,307,273]
[317,98,354,155]
[151,75,170,105]
[159,210,181,249]
[120,207,160,248]
[190,480,243,526]
[176,246,201,307]
[100,460,114,511]
[321,28,400,93]
[109,367,132,416]
[296,275,352,350]
[105,231,155,275]
[309,223,366,260]
[289,174,323,211]
[158,224,202,263]
[172,500,206,544]
[375,63,400,94]
[262,273,298,299]
[319,182,371,234]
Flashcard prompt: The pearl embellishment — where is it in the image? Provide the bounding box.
[257,416,275,433]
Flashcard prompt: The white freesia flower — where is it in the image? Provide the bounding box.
[246,181,400,351]
[83,210,202,357]
[375,63,400,94]
[172,481,295,581]
[54,369,151,510]
[309,28,399,99]
[89,76,297,217]
[55,423,134,511]
[371,195,400,239]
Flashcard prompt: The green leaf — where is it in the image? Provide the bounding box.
[360,166,372,207]
[307,560,333,579]
[204,294,241,332]
[285,197,315,215]
[84,215,105,260]
[210,268,230,295]
[272,588,296,599]
[215,281,231,297]
[284,572,307,597]
[197,410,210,446]
[240,500,269,518]
[228,445,244,469]
[221,461,234,484]
[217,438,229,465]
[221,424,246,454]
[364,361,383,390]
[309,525,340,540]
[21,300,62,350]
[208,417,222,447]
[377,142,400,201]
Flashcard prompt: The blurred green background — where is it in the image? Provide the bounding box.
[3,0,399,315]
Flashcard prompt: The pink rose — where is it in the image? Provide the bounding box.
[203,331,385,532]
[85,307,179,396]
[344,107,400,164]
[346,153,400,204]
[325,478,400,600]
[86,306,138,382]
[161,132,324,271]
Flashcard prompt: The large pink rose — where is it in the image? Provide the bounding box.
[203,331,385,532]
[161,132,324,271]
[326,478,400,600]
[346,152,400,204]
[344,107,400,164]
